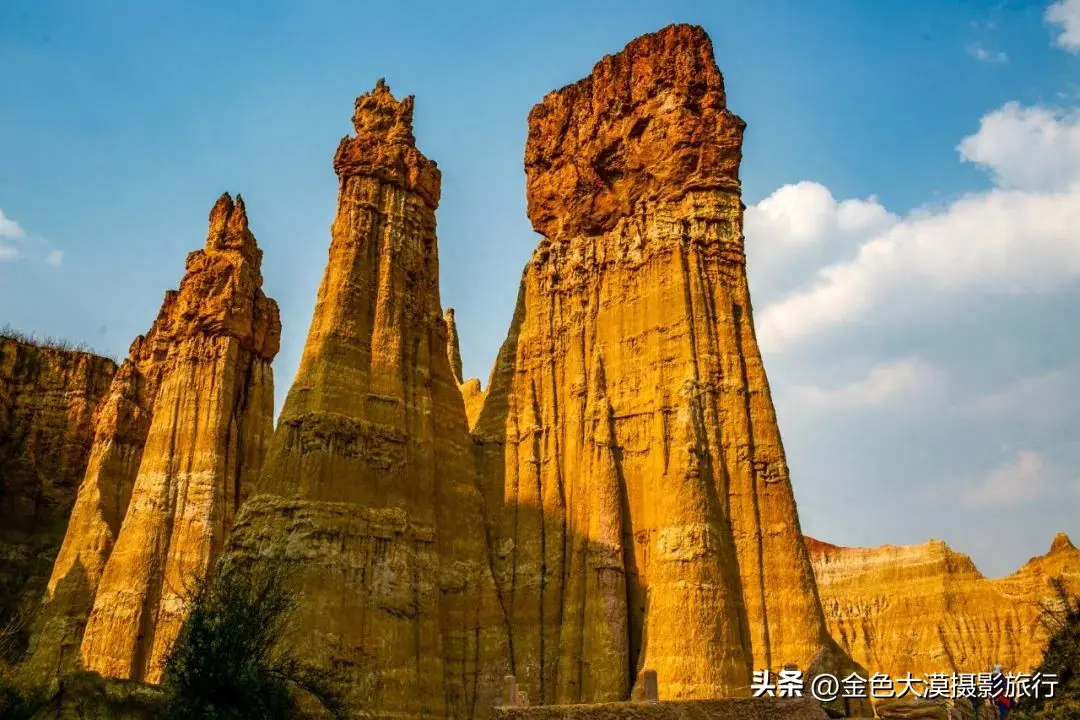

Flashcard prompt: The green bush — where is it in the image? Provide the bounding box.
[0,679,47,720]
[161,562,346,720]
[0,610,46,720]
[1013,577,1080,720]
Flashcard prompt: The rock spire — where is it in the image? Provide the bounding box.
[221,81,508,719]
[22,193,280,684]
[446,308,464,384]
[471,23,866,706]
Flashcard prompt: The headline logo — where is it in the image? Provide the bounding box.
[750,669,1059,702]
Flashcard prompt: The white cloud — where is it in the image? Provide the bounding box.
[752,102,1080,354]
[965,43,1008,64]
[0,245,19,262]
[45,249,64,267]
[745,181,896,250]
[1047,0,1080,52]
[968,368,1080,426]
[959,451,1079,509]
[0,210,24,239]
[958,103,1080,191]
[792,357,942,412]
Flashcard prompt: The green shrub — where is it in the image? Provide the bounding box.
[1013,577,1080,720]
[161,562,346,720]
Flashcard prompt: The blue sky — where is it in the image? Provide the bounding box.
[2,0,1079,577]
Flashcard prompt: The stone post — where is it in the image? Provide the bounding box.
[502,676,518,707]
[643,669,659,702]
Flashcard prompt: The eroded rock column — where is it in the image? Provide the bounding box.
[472,23,862,704]
[222,81,508,720]
[21,194,279,684]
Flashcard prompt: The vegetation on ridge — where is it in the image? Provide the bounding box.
[0,323,114,360]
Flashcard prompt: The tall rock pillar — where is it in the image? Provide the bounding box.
[223,80,508,720]
[472,24,859,704]
[446,308,464,384]
[76,194,280,682]
[21,194,280,684]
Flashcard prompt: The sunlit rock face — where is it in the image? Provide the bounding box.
[221,81,509,720]
[808,533,1080,678]
[22,194,279,685]
[471,23,865,708]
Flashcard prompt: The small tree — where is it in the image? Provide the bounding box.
[162,561,347,720]
[1013,577,1080,720]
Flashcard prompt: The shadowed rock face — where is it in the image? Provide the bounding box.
[472,24,864,706]
[807,532,1080,678]
[221,80,509,720]
[0,338,116,653]
[21,194,280,684]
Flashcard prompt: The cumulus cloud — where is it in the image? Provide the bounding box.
[745,181,896,250]
[744,182,898,303]
[1047,0,1080,52]
[965,43,1008,64]
[0,210,25,239]
[792,357,943,412]
[968,367,1080,426]
[958,451,1079,509]
[45,249,64,267]
[752,102,1080,354]
[959,102,1080,191]
[0,246,19,262]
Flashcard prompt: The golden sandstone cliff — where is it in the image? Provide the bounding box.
[21,194,280,684]
[807,533,1080,679]
[10,21,1078,720]
[219,79,509,720]
[0,337,116,653]
[470,24,864,708]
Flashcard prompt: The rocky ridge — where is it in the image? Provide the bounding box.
[807,532,1080,678]
[0,336,116,660]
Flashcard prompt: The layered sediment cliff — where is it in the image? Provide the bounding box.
[221,80,508,720]
[807,532,1080,678]
[21,194,279,684]
[0,337,116,655]
[471,24,862,707]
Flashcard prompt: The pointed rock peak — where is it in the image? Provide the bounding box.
[445,307,463,384]
[205,192,257,260]
[208,192,235,231]
[227,193,249,233]
[352,77,416,145]
[1050,532,1076,554]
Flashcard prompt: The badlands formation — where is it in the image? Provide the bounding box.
[18,193,280,684]
[0,21,1074,720]
[0,338,116,643]
[808,532,1080,679]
